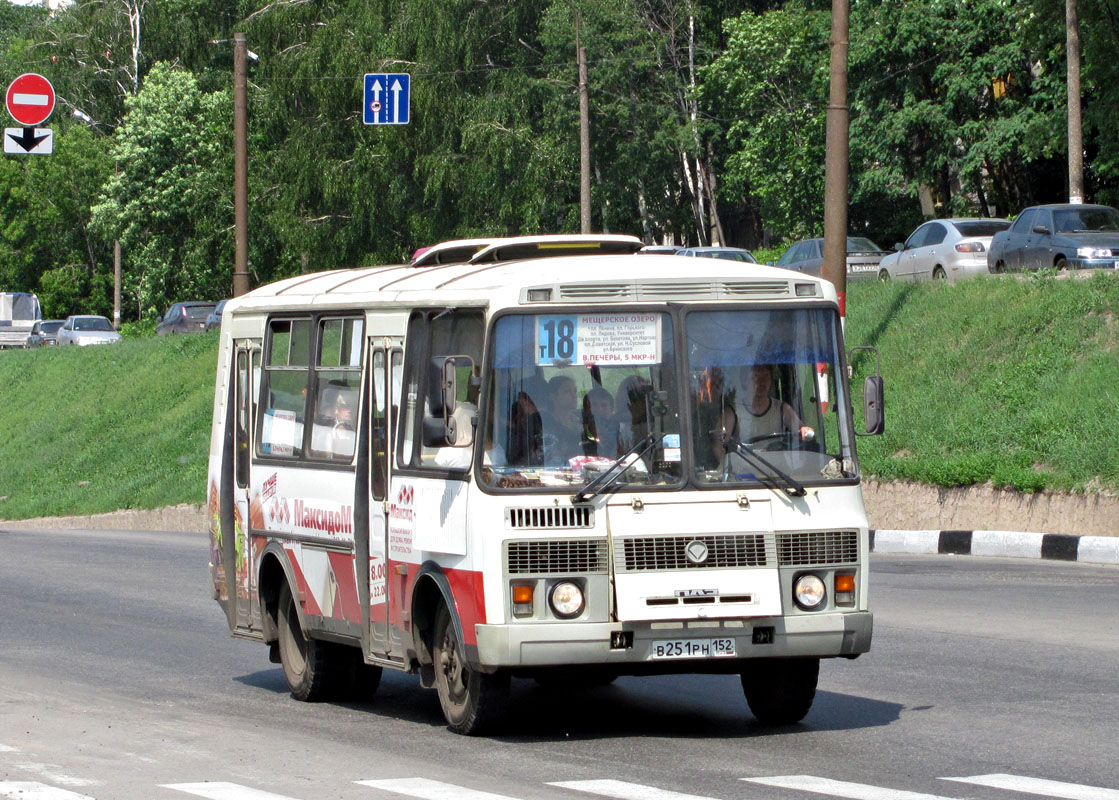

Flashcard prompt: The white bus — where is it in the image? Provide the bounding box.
[206,241,884,734]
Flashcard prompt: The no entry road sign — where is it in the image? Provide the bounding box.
[6,73,55,127]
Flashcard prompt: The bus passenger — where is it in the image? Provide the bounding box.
[582,386,618,458]
[541,374,585,463]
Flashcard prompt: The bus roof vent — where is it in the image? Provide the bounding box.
[553,280,793,302]
[506,505,595,530]
[722,280,791,297]
[557,284,636,300]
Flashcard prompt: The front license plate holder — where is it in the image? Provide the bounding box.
[649,637,736,660]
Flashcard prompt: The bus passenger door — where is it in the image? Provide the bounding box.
[366,343,403,659]
[233,341,262,635]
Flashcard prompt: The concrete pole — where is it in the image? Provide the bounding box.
[113,239,121,330]
[822,0,850,317]
[578,46,592,234]
[233,33,250,296]
[1066,0,1083,204]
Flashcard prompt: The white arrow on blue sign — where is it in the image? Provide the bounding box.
[363,73,410,125]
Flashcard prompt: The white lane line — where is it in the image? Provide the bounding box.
[742,776,956,800]
[549,779,718,800]
[0,744,18,752]
[357,778,524,800]
[941,774,1119,800]
[162,783,304,800]
[13,764,95,787]
[0,782,95,800]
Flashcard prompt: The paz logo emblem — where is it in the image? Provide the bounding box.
[685,540,709,565]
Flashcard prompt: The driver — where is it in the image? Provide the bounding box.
[715,364,814,457]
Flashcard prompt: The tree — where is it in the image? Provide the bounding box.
[91,62,232,317]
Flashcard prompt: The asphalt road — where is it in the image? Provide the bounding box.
[0,527,1116,800]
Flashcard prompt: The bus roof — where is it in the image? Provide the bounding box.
[226,254,837,316]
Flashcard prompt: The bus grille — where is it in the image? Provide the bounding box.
[505,539,609,574]
[506,505,594,529]
[615,534,769,572]
[777,530,859,566]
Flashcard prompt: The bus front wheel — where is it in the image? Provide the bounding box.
[433,603,509,735]
[277,583,334,702]
[741,657,819,725]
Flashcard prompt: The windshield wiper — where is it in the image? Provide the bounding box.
[722,435,807,497]
[572,433,657,504]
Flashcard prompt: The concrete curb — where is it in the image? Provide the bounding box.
[871,529,1119,566]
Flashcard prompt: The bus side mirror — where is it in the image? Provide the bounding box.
[439,354,476,446]
[863,376,884,435]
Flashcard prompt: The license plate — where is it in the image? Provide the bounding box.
[649,637,736,660]
[850,264,876,272]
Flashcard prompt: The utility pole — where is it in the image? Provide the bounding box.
[822,0,850,317]
[1066,0,1083,204]
[113,240,121,330]
[578,44,592,233]
[233,32,250,296]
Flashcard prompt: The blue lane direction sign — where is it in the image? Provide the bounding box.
[364,73,410,125]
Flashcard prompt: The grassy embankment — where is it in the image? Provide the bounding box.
[0,272,1116,521]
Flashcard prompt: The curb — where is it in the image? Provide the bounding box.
[871,529,1119,566]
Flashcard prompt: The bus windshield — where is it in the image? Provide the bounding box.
[686,307,856,486]
[481,312,682,490]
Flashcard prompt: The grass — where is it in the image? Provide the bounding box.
[0,271,1116,522]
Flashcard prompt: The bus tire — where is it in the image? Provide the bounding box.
[277,582,334,702]
[433,603,509,735]
[740,657,819,725]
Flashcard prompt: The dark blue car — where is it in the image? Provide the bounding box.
[988,204,1119,272]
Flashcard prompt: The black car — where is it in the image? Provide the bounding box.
[24,319,64,348]
[156,301,217,335]
[988,204,1119,272]
[775,237,891,282]
[204,299,228,332]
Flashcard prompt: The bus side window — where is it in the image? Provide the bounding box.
[259,318,312,458]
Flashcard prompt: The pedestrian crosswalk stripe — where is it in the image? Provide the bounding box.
[742,776,956,800]
[356,778,525,800]
[162,782,303,800]
[549,779,718,800]
[0,782,95,800]
[941,774,1119,800]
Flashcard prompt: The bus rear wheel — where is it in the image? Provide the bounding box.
[433,603,509,735]
[741,657,819,725]
[277,583,335,702]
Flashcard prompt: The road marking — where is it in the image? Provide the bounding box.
[742,776,956,800]
[357,778,524,800]
[13,764,95,787]
[0,744,17,752]
[941,775,1119,800]
[550,779,718,800]
[0,782,95,800]
[162,783,303,800]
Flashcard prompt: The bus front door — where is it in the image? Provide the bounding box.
[232,341,262,636]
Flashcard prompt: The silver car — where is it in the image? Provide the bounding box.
[878,218,1011,283]
[676,246,757,262]
[24,319,64,348]
[57,315,122,346]
[775,237,890,282]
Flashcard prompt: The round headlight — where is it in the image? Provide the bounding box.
[793,574,827,610]
[549,581,585,619]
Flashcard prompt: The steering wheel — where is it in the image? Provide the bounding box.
[744,431,794,451]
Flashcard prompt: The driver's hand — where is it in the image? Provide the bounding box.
[799,426,815,441]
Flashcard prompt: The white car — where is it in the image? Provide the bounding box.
[57,315,122,346]
[878,218,1011,283]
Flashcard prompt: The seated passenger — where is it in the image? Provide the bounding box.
[540,374,585,463]
[582,386,619,458]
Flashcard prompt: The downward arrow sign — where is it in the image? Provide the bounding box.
[8,127,49,151]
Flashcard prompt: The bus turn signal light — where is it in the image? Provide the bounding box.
[512,584,534,617]
[834,574,855,605]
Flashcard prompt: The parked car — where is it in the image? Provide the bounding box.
[639,244,681,254]
[878,218,1012,283]
[676,246,757,263]
[57,315,122,346]
[156,301,217,335]
[775,237,890,282]
[24,319,64,348]
[987,204,1119,273]
[204,299,228,332]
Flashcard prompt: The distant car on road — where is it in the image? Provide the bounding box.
[988,204,1119,273]
[775,237,890,282]
[57,315,121,346]
[676,246,757,263]
[156,301,217,335]
[204,299,228,332]
[24,319,64,348]
[878,218,1011,283]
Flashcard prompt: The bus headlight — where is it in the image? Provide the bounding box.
[549,581,585,619]
[793,574,827,610]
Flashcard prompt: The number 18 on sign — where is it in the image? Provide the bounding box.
[363,73,410,125]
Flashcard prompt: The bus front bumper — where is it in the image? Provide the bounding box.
[474,611,872,669]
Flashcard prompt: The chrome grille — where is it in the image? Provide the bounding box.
[505,539,609,574]
[615,534,769,572]
[507,505,594,529]
[777,530,859,566]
